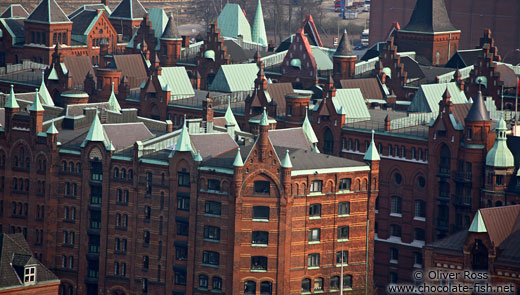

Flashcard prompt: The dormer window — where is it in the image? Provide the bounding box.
[24,266,36,284]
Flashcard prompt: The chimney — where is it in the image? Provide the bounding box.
[384,115,391,131]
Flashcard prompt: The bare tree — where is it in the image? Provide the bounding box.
[194,0,221,26]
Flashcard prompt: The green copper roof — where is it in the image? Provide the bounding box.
[281,149,292,168]
[217,3,252,42]
[208,63,258,93]
[302,107,318,144]
[107,141,115,151]
[290,58,301,69]
[364,130,380,161]
[486,116,514,167]
[5,85,19,109]
[158,67,195,100]
[39,71,54,106]
[194,150,202,162]
[312,145,320,153]
[233,148,243,167]
[29,88,45,112]
[333,89,371,120]
[224,97,241,132]
[48,66,59,80]
[251,0,267,46]
[46,120,59,134]
[174,117,193,152]
[469,210,487,233]
[108,82,121,112]
[204,50,215,61]
[259,107,269,126]
[81,111,109,148]
[408,82,467,113]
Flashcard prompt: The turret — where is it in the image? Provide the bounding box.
[333,30,356,83]
[281,149,292,189]
[285,92,311,126]
[160,13,182,67]
[29,89,45,134]
[485,117,514,192]
[46,120,59,148]
[258,107,270,160]
[107,82,122,112]
[203,93,214,131]
[464,91,491,145]
[233,148,244,194]
[4,85,19,134]
[251,0,267,47]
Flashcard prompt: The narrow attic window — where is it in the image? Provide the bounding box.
[254,181,270,194]
[24,266,36,284]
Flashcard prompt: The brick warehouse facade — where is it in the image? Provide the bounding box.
[369,0,520,65]
[0,87,378,294]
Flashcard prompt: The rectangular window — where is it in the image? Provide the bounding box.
[202,251,219,266]
[176,221,189,236]
[465,162,472,180]
[496,175,504,186]
[252,231,268,245]
[207,179,220,191]
[308,228,320,242]
[24,267,36,284]
[175,271,187,285]
[254,181,270,194]
[203,226,220,241]
[414,252,423,267]
[310,180,322,193]
[337,226,349,240]
[336,251,348,265]
[178,170,190,187]
[252,206,269,221]
[390,248,399,263]
[251,256,267,271]
[338,202,350,216]
[339,178,351,190]
[308,204,321,218]
[391,197,402,214]
[307,253,320,267]
[414,200,425,218]
[390,225,401,237]
[176,246,187,261]
[204,201,221,216]
[464,187,471,205]
[177,193,190,211]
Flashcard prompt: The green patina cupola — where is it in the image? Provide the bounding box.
[485,117,514,168]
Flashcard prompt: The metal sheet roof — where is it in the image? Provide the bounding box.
[208,63,258,93]
[311,47,333,71]
[158,67,195,100]
[217,3,252,42]
[332,89,371,120]
[408,82,467,114]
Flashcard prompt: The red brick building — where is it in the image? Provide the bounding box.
[369,0,520,65]
[0,233,60,295]
[424,205,520,294]
[0,86,378,294]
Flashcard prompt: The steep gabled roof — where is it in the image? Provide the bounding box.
[0,4,29,18]
[217,3,252,42]
[68,4,112,19]
[402,0,458,33]
[26,0,71,24]
[110,0,147,20]
[71,9,101,36]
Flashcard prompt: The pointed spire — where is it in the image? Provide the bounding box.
[302,106,318,144]
[468,210,487,233]
[108,82,122,112]
[442,86,451,101]
[107,141,116,151]
[161,13,181,40]
[251,0,267,46]
[334,29,353,57]
[466,91,490,121]
[364,130,381,161]
[259,107,269,126]
[81,110,108,148]
[5,85,19,109]
[46,120,59,134]
[281,149,292,168]
[39,71,54,106]
[233,148,243,167]
[403,0,457,33]
[29,88,44,112]
[312,145,320,153]
[225,97,241,132]
[194,150,203,162]
[175,115,193,152]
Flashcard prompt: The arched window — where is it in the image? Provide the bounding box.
[260,281,272,295]
[114,168,119,179]
[212,276,222,290]
[302,278,311,292]
[324,128,334,154]
[69,162,74,173]
[244,281,256,294]
[62,161,67,171]
[343,275,353,289]
[314,277,324,291]
[330,276,340,290]
[121,169,126,179]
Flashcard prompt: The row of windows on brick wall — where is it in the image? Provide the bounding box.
[61,255,74,269]
[309,202,351,218]
[308,226,349,243]
[63,231,75,247]
[65,182,78,197]
[113,167,133,181]
[9,226,27,238]
[301,275,353,293]
[114,261,127,277]
[198,275,222,291]
[12,202,28,217]
[62,161,81,174]
[12,178,29,192]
